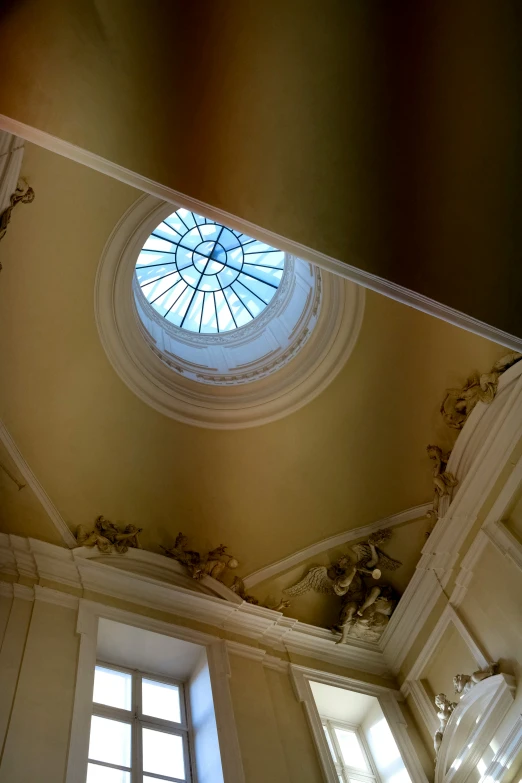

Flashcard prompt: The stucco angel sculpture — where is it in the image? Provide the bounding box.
[76,516,142,554]
[433,693,457,760]
[427,445,458,519]
[283,529,401,644]
[162,533,239,582]
[441,353,521,430]
[453,662,498,697]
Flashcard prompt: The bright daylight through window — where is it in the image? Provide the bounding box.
[135,208,285,333]
[322,720,376,783]
[87,664,190,783]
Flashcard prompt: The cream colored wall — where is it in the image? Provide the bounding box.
[0,141,504,577]
[0,597,79,783]
[421,624,477,704]
[0,2,521,335]
[0,591,325,782]
[228,653,323,783]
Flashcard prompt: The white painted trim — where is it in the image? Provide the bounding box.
[435,674,516,783]
[243,503,430,588]
[479,714,522,783]
[485,521,522,574]
[401,604,490,737]
[383,360,522,675]
[95,193,365,429]
[290,665,429,783]
[0,420,76,547]
[0,535,393,677]
[1,112,520,352]
[66,600,245,783]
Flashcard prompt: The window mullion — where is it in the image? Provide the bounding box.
[133,671,141,783]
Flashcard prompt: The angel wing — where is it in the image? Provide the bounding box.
[374,548,402,571]
[283,566,334,597]
[351,542,372,563]
[350,543,402,571]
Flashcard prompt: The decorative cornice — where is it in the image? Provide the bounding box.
[0,533,392,677]
[2,114,521,352]
[95,194,365,429]
[243,503,430,589]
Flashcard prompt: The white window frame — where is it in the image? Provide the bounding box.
[65,600,245,783]
[89,660,192,783]
[322,718,380,783]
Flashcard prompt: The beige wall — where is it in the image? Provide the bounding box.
[0,590,325,782]
[0,596,79,783]
[229,654,324,783]
[0,2,521,336]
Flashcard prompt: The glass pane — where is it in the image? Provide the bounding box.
[87,764,130,783]
[323,724,338,762]
[93,666,132,711]
[334,728,369,770]
[89,716,131,767]
[144,779,178,783]
[142,678,181,723]
[142,728,185,780]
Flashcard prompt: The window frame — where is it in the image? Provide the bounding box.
[322,718,381,783]
[88,660,192,783]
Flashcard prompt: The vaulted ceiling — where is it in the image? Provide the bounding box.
[0,142,504,581]
[1,2,521,337]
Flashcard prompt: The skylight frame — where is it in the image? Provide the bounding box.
[135,208,285,334]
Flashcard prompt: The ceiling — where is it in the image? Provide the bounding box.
[1,1,521,337]
[309,681,377,725]
[0,142,505,585]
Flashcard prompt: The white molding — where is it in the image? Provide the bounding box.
[485,521,522,574]
[67,600,245,783]
[33,584,79,610]
[402,604,490,737]
[0,420,76,547]
[1,114,520,352]
[382,361,522,675]
[290,665,429,783]
[243,503,430,588]
[12,583,34,601]
[479,714,522,783]
[0,535,393,677]
[435,674,516,783]
[95,193,365,430]
[380,568,443,674]
[0,581,14,598]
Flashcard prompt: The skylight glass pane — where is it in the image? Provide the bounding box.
[89,717,131,767]
[136,210,285,333]
[142,678,181,723]
[142,728,185,780]
[87,764,130,783]
[334,728,369,770]
[93,667,132,711]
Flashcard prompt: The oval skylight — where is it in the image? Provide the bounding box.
[135,209,285,333]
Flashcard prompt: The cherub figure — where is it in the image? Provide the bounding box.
[75,516,142,554]
[441,353,521,430]
[162,533,239,583]
[433,693,457,759]
[283,529,401,643]
[427,445,458,519]
[453,662,499,697]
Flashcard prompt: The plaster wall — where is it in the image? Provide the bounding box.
[0,592,325,782]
